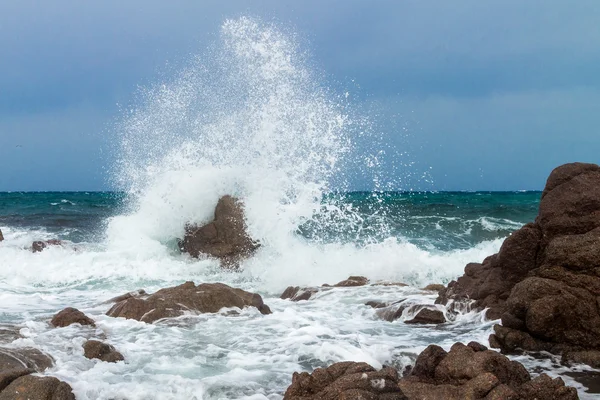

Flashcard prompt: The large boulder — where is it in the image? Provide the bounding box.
[0,375,74,400]
[283,361,407,400]
[106,281,271,323]
[400,342,578,399]
[179,196,260,268]
[436,162,600,366]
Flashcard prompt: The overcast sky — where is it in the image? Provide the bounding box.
[1,1,599,191]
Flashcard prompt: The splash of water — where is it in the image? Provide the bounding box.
[107,17,359,253]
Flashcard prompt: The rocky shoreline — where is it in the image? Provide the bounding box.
[1,163,599,398]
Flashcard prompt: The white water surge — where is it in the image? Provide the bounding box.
[0,17,594,399]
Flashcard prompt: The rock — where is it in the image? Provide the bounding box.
[562,350,600,368]
[31,239,63,253]
[437,163,600,366]
[0,369,32,393]
[83,340,124,363]
[280,286,318,302]
[280,276,370,302]
[0,347,54,372]
[0,375,75,400]
[334,276,369,287]
[400,342,578,399]
[421,284,445,292]
[51,307,95,328]
[104,289,147,304]
[106,282,271,323]
[405,308,446,325]
[283,361,407,400]
[0,229,3,242]
[179,196,260,268]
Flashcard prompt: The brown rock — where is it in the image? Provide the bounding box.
[0,368,33,393]
[517,374,578,400]
[405,308,446,325]
[51,307,95,328]
[562,350,600,368]
[334,276,369,287]
[0,375,75,400]
[106,282,271,323]
[31,239,63,253]
[400,342,578,399]
[421,284,445,292]
[0,229,3,242]
[83,340,124,363]
[283,361,406,400]
[0,347,54,372]
[179,196,260,268]
[280,286,318,302]
[436,163,600,367]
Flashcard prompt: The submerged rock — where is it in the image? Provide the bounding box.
[437,162,600,366]
[51,307,95,328]
[83,340,124,363]
[179,195,260,268]
[400,342,578,400]
[0,375,75,400]
[283,361,406,400]
[31,239,63,253]
[106,281,272,323]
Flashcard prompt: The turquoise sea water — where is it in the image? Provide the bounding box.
[0,191,540,250]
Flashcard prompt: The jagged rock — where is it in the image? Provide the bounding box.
[436,163,600,367]
[31,239,63,253]
[405,308,445,325]
[51,307,95,328]
[334,276,369,287]
[83,340,124,363]
[0,375,75,400]
[283,361,407,399]
[399,342,578,400]
[179,196,260,268]
[106,281,271,323]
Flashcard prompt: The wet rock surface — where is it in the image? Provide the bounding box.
[283,361,407,400]
[31,239,63,253]
[0,229,3,242]
[83,340,124,363]
[399,342,578,399]
[51,307,96,328]
[179,195,260,268]
[437,163,600,366]
[106,281,272,323]
[0,375,75,400]
[405,308,446,325]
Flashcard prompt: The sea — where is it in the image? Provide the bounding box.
[0,16,596,400]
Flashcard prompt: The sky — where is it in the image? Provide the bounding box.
[0,1,599,191]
